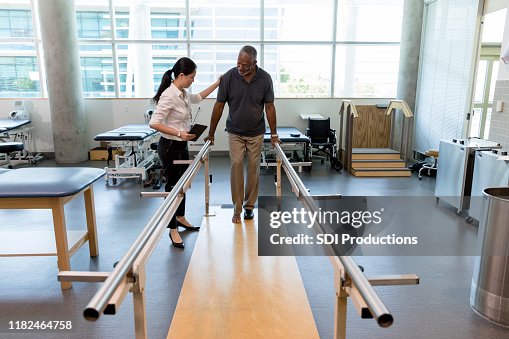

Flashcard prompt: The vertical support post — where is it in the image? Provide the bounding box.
[203,152,215,216]
[345,112,354,173]
[276,154,282,197]
[51,197,72,290]
[334,271,347,339]
[38,0,88,163]
[338,109,344,166]
[83,186,99,257]
[400,117,406,161]
[131,267,148,339]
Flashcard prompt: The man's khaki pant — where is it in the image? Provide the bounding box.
[228,133,264,215]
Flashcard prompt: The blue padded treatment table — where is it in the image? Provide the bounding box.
[0,118,30,133]
[0,118,42,167]
[94,124,157,141]
[263,126,310,144]
[262,126,311,172]
[0,167,105,289]
[93,124,159,184]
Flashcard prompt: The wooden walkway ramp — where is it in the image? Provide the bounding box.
[167,207,319,339]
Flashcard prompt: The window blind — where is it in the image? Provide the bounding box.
[414,0,481,153]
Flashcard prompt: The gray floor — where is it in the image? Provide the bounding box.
[1,155,508,338]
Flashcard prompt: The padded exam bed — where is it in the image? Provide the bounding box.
[0,118,42,167]
[0,167,105,289]
[94,124,159,184]
[261,126,311,172]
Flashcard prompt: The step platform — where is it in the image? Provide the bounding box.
[351,148,411,177]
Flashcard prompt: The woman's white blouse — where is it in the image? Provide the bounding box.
[150,83,202,140]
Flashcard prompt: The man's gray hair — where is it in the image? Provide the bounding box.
[240,45,257,60]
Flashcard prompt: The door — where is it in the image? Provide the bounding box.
[469,52,500,139]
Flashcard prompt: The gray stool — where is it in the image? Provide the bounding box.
[0,142,24,168]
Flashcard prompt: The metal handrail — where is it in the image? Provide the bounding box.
[274,143,393,327]
[84,140,212,321]
[339,100,359,173]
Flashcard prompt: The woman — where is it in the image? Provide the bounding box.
[150,57,220,248]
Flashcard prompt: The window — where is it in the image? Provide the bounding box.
[264,0,333,41]
[0,0,404,98]
[0,55,39,97]
[189,0,260,41]
[265,45,332,98]
[81,57,114,97]
[0,9,33,38]
[190,44,258,96]
[76,12,111,39]
[336,1,403,42]
[0,2,39,98]
[335,45,400,97]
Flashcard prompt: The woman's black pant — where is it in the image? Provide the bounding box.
[157,137,189,229]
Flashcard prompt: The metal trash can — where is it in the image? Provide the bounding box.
[470,187,509,326]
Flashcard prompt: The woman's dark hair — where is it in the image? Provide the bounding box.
[152,57,197,104]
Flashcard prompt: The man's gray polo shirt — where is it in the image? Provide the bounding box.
[217,66,274,137]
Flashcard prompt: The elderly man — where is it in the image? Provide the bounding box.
[205,45,281,223]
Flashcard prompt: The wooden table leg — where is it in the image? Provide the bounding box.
[84,186,99,257]
[51,197,72,290]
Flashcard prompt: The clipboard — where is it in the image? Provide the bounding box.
[188,124,208,141]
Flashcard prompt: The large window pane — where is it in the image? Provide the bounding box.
[337,0,403,42]
[489,61,499,102]
[335,45,399,97]
[0,7,33,38]
[189,44,255,95]
[113,1,186,40]
[0,55,39,98]
[75,1,111,39]
[189,0,260,40]
[264,0,333,41]
[151,44,187,94]
[79,44,114,97]
[474,60,487,103]
[265,45,332,98]
[118,43,187,98]
[484,108,492,139]
[76,11,110,38]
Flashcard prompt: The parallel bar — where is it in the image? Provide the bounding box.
[84,141,212,321]
[274,144,393,328]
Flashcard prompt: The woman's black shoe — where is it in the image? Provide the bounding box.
[177,220,200,231]
[169,231,185,248]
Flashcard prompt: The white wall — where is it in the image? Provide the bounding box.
[0,98,388,154]
[484,0,509,15]
[498,1,509,80]
[490,2,509,148]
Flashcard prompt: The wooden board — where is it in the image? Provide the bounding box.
[0,230,88,256]
[351,160,407,169]
[167,208,320,339]
[352,169,412,177]
[352,105,391,148]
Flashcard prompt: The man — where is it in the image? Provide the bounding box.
[205,45,280,223]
